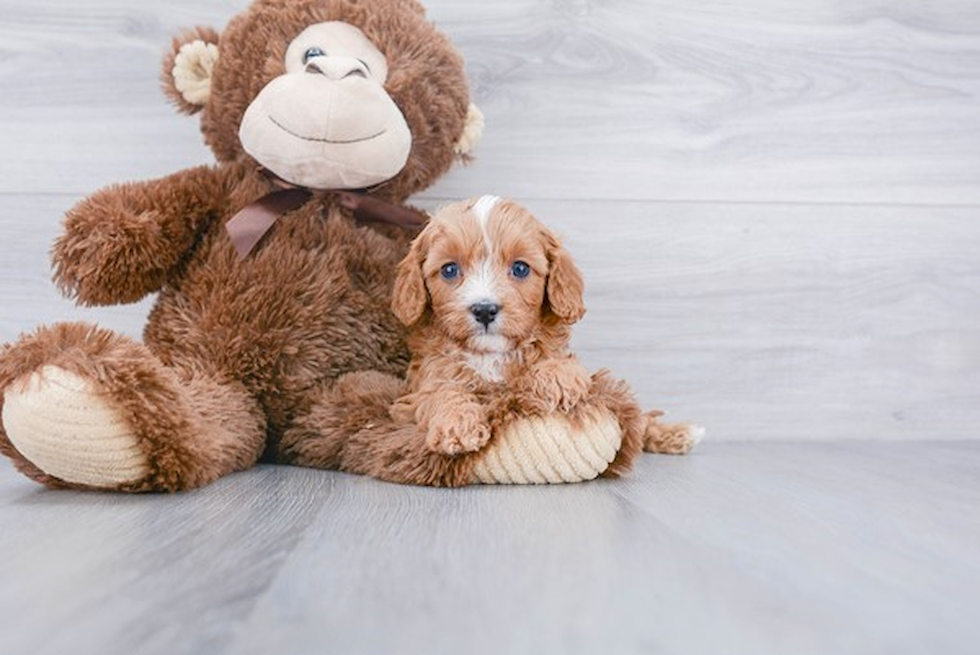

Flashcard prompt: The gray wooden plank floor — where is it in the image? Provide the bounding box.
[1,1,979,654]
[1,442,979,655]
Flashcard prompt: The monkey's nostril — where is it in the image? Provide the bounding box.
[305,61,325,76]
[305,58,369,80]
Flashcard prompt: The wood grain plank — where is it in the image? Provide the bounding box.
[608,441,980,655]
[0,0,977,203]
[14,442,957,655]
[1,442,978,655]
[528,198,980,441]
[224,475,782,655]
[0,193,153,341]
[2,194,978,441]
[0,464,333,655]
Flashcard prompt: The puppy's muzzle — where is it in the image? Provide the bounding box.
[470,302,500,327]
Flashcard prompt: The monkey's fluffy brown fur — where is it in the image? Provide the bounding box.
[0,0,473,491]
[0,0,695,492]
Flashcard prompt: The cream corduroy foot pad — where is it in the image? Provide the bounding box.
[2,365,149,487]
[469,410,622,484]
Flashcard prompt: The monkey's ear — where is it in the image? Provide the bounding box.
[391,235,430,327]
[454,103,485,159]
[162,27,221,115]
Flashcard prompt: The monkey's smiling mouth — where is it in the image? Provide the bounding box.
[268,115,386,144]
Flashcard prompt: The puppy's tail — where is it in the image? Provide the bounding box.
[641,411,705,455]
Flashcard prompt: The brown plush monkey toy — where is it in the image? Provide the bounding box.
[0,0,693,492]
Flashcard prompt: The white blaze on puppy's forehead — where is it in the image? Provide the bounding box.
[461,260,499,308]
[470,195,502,227]
[459,195,503,309]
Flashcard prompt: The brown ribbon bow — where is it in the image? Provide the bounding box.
[225,182,428,258]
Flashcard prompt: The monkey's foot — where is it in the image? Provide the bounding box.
[2,365,148,488]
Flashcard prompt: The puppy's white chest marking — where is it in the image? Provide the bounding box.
[464,351,514,383]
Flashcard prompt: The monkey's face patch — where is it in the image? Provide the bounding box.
[238,21,412,190]
[164,0,480,201]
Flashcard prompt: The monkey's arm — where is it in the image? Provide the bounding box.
[52,165,230,306]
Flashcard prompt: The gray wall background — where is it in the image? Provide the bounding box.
[1,0,977,440]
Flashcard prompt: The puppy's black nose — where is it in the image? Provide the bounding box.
[470,302,500,327]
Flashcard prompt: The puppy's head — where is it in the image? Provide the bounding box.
[392,196,585,353]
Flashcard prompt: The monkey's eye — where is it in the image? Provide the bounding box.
[440,263,461,280]
[303,47,326,63]
[510,261,531,279]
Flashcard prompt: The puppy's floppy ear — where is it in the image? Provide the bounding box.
[543,230,586,323]
[391,234,429,326]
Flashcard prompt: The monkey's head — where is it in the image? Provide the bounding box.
[162,0,482,202]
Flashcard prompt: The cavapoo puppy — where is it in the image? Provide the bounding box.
[390,196,700,459]
[278,196,699,486]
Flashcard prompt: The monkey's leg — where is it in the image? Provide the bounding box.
[278,371,480,487]
[0,323,266,492]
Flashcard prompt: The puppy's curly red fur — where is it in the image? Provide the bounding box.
[276,198,698,486]
[391,197,697,464]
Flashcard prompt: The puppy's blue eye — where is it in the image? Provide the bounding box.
[441,263,461,280]
[511,261,531,279]
[303,47,326,63]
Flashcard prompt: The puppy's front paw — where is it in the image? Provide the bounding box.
[426,409,492,456]
[550,368,591,412]
[518,360,592,414]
